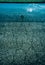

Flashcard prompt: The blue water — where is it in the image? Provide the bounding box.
[0,3,45,22]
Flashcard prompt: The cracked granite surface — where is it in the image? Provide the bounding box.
[0,22,45,65]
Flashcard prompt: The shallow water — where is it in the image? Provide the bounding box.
[0,3,45,65]
[0,3,45,22]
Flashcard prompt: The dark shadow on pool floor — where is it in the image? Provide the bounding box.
[0,54,45,65]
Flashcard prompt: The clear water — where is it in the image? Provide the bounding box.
[0,3,45,65]
[0,3,45,22]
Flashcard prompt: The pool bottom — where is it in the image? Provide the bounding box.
[0,22,45,65]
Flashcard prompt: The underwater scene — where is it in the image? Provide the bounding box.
[0,3,45,22]
[0,3,45,65]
